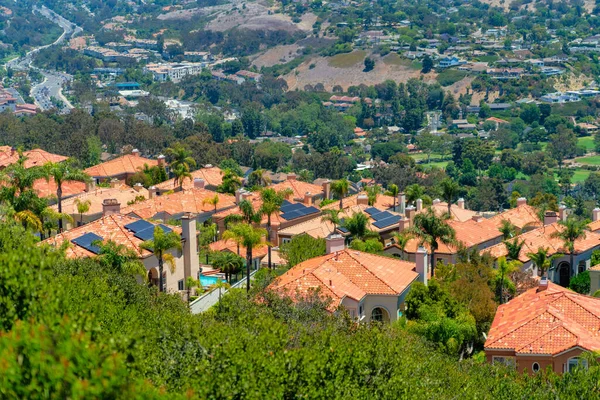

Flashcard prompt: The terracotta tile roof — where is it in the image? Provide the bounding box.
[55,184,150,216]
[84,154,159,178]
[269,249,418,311]
[33,178,86,199]
[40,214,181,259]
[489,204,541,230]
[322,192,397,211]
[589,264,600,271]
[121,188,236,219]
[270,179,324,200]
[0,148,68,169]
[481,223,600,262]
[485,283,600,355]
[209,238,268,260]
[486,117,510,124]
[426,202,478,222]
[155,166,223,190]
[589,220,600,232]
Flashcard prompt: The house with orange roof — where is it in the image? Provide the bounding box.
[40,213,199,295]
[268,235,424,322]
[84,150,163,184]
[485,117,510,130]
[0,147,68,169]
[154,165,223,193]
[481,221,600,286]
[485,280,600,374]
[122,186,236,223]
[322,192,398,212]
[488,197,542,231]
[268,174,327,203]
[208,237,269,271]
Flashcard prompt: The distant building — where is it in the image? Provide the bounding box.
[438,56,465,68]
[144,62,205,83]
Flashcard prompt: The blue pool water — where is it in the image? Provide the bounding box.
[200,275,222,286]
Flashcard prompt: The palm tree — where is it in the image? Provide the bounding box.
[527,247,561,278]
[365,184,380,206]
[222,223,267,292]
[297,169,313,183]
[239,199,261,224]
[14,209,42,232]
[385,184,399,212]
[343,212,379,241]
[172,164,193,191]
[405,183,425,205]
[440,178,459,217]
[41,207,73,238]
[259,188,291,269]
[44,161,90,232]
[551,217,589,278]
[391,231,411,260]
[407,207,457,275]
[248,168,271,187]
[321,209,341,233]
[217,169,242,194]
[498,219,518,240]
[198,222,217,264]
[211,251,244,283]
[74,198,91,226]
[331,178,350,209]
[140,226,182,292]
[166,143,196,173]
[186,277,200,301]
[95,240,146,278]
[494,256,522,304]
[202,193,220,213]
[503,237,525,261]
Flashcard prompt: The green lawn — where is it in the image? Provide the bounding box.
[436,70,468,87]
[476,55,499,63]
[578,136,595,152]
[576,155,600,165]
[383,53,422,70]
[328,50,367,68]
[572,169,591,183]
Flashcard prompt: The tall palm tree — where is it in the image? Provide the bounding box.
[41,207,73,238]
[222,223,267,292]
[248,168,271,187]
[385,184,399,212]
[498,219,518,240]
[494,256,521,304]
[259,188,291,269]
[503,238,525,261]
[44,161,90,232]
[74,198,91,226]
[343,212,379,241]
[391,231,411,260]
[239,199,261,224]
[527,247,562,278]
[405,183,425,205]
[186,277,200,301]
[211,251,244,283]
[440,178,459,217]
[551,217,589,278]
[407,207,457,275]
[95,240,146,278]
[140,227,182,292]
[331,178,350,210]
[321,209,341,233]
[202,193,220,213]
[172,164,193,191]
[365,184,380,206]
[166,143,196,173]
[217,169,242,194]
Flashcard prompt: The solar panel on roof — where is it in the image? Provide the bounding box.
[133,224,172,242]
[281,210,304,220]
[280,202,304,213]
[373,215,401,229]
[124,219,154,233]
[364,207,380,216]
[303,206,319,215]
[338,226,349,233]
[372,211,393,221]
[71,232,103,254]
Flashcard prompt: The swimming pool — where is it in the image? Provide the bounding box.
[199,275,222,286]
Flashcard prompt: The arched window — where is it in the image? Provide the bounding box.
[532,362,540,373]
[567,357,588,373]
[370,307,390,323]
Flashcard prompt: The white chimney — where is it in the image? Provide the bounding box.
[326,234,345,254]
[133,182,144,192]
[538,276,548,291]
[457,198,465,209]
[102,198,121,216]
[406,206,416,226]
[544,211,558,226]
[149,186,158,199]
[132,148,140,157]
[399,193,406,214]
[593,207,600,222]
[110,178,119,188]
[287,173,296,181]
[517,197,527,207]
[432,198,441,205]
[181,214,200,288]
[559,204,569,221]
[416,246,428,285]
[416,198,423,212]
[235,189,245,204]
[157,154,166,166]
[322,180,331,200]
[472,214,483,223]
[85,180,96,193]
[194,178,205,189]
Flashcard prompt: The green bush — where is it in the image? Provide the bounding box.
[569,270,591,294]
[436,70,468,87]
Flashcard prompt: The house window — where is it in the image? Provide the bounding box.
[281,238,291,244]
[492,356,516,368]
[566,357,588,373]
[349,309,356,319]
[178,279,184,291]
[370,307,390,323]
[532,362,540,373]
[578,261,585,274]
[359,305,363,316]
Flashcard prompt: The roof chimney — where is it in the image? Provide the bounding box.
[304,192,312,206]
[357,194,368,206]
[235,189,245,204]
[544,211,558,226]
[559,204,569,221]
[85,180,96,193]
[538,276,548,291]
[110,178,119,188]
[157,154,165,166]
[517,197,527,207]
[322,180,331,200]
[132,148,140,157]
[406,206,416,226]
[416,246,428,285]
[432,198,441,205]
[204,164,213,168]
[133,182,144,192]
[326,234,345,254]
[181,213,200,290]
[398,217,410,232]
[398,193,406,214]
[194,178,205,189]
[594,207,600,222]
[102,198,121,216]
[242,192,253,201]
[148,186,158,199]
[457,198,465,209]
[472,214,483,223]
[416,198,423,212]
[287,173,296,181]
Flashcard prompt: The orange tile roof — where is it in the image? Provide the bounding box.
[269,249,418,311]
[489,204,541,230]
[33,178,86,199]
[486,117,510,124]
[56,185,150,216]
[155,166,223,190]
[485,283,600,355]
[322,192,397,211]
[40,214,181,259]
[426,202,478,222]
[0,148,68,169]
[269,179,324,200]
[481,223,600,262]
[589,220,600,232]
[121,188,236,219]
[84,154,159,178]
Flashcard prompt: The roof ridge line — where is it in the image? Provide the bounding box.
[344,250,397,293]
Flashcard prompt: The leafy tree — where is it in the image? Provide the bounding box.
[504,238,525,261]
[259,188,292,269]
[343,212,379,241]
[407,208,457,274]
[440,178,459,217]
[202,193,220,213]
[211,251,244,283]
[217,169,242,194]
[391,231,411,259]
[493,256,522,304]
[222,223,266,292]
[498,219,518,240]
[365,184,380,206]
[421,55,434,73]
[546,126,578,168]
[280,234,326,267]
[527,247,561,278]
[140,227,182,292]
[364,57,375,72]
[331,178,350,209]
[405,183,425,204]
[321,208,341,232]
[248,168,272,187]
[519,103,540,124]
[96,240,146,278]
[349,238,384,253]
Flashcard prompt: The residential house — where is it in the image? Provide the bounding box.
[269,174,327,203]
[208,237,268,271]
[0,147,67,169]
[40,213,199,294]
[268,235,422,322]
[485,280,600,374]
[487,68,524,79]
[438,56,464,68]
[154,165,223,193]
[84,150,163,184]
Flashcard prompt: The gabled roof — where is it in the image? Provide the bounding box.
[55,184,150,216]
[485,283,600,355]
[270,179,324,200]
[154,166,223,190]
[84,154,159,178]
[488,204,541,230]
[269,249,419,311]
[40,214,181,259]
[0,148,68,169]
[322,192,397,211]
[33,178,87,199]
[482,223,600,262]
[425,202,478,222]
[121,188,236,219]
